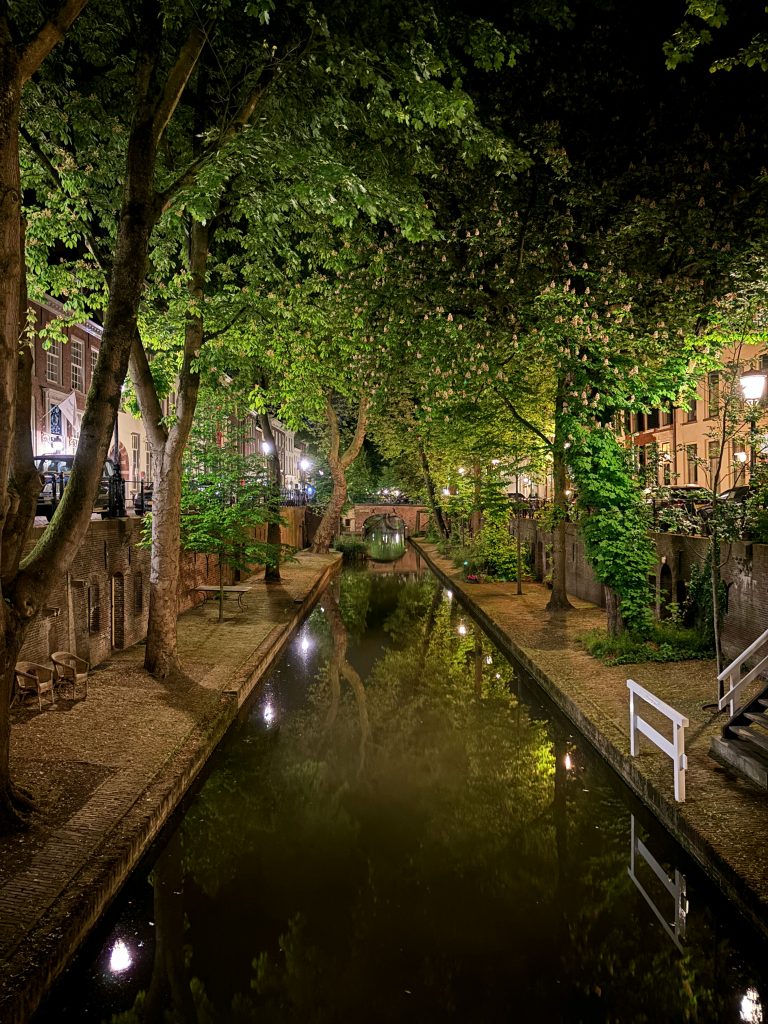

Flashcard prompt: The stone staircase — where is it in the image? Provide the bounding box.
[711,687,768,790]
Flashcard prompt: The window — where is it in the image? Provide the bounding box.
[144,446,153,484]
[88,584,100,633]
[686,400,697,423]
[760,354,768,374]
[90,348,98,384]
[708,372,720,418]
[131,433,140,483]
[686,444,698,484]
[71,337,83,392]
[708,440,721,486]
[661,403,673,427]
[646,409,660,430]
[46,339,61,384]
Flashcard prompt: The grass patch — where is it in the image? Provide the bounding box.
[579,622,712,666]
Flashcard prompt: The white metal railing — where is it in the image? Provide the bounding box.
[717,625,768,719]
[627,679,689,802]
[628,815,687,951]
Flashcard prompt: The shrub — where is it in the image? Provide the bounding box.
[579,621,712,666]
[333,535,368,561]
[451,526,530,582]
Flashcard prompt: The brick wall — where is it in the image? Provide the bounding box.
[20,506,309,666]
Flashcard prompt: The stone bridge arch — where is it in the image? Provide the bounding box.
[347,504,429,536]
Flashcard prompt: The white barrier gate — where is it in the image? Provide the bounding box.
[627,678,689,802]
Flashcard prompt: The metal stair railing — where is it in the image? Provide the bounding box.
[718,626,768,719]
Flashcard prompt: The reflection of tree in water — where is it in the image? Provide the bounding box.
[106,574,760,1023]
[321,585,369,772]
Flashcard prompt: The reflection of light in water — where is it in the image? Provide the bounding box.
[301,637,311,653]
[741,989,763,1023]
[564,753,573,771]
[457,622,467,636]
[485,655,493,665]
[263,703,276,725]
[444,589,453,601]
[109,939,132,973]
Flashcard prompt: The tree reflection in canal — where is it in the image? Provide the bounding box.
[33,568,768,1024]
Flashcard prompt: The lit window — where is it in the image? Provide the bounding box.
[71,337,83,392]
[46,339,61,383]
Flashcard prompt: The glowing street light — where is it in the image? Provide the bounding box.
[299,458,311,472]
[261,440,272,454]
[740,369,767,474]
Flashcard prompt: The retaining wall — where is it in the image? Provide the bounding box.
[513,519,768,663]
[19,506,308,667]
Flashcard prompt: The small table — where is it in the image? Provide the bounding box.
[193,585,252,610]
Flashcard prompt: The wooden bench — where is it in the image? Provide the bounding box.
[193,585,252,610]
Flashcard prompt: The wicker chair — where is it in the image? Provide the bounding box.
[14,662,56,710]
[51,651,89,699]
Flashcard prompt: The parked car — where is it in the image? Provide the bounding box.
[35,454,124,521]
[132,483,154,516]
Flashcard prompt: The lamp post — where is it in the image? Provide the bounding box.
[739,370,767,476]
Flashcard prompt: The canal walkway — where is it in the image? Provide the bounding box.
[0,551,340,1024]
[412,541,768,943]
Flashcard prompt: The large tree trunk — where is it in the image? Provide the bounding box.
[605,587,624,637]
[258,413,283,582]
[417,439,449,540]
[136,218,210,679]
[546,394,573,614]
[144,443,186,677]
[312,394,369,554]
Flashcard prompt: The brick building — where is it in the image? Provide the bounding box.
[30,297,151,503]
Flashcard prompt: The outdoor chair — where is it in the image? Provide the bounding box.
[51,651,89,699]
[14,661,55,710]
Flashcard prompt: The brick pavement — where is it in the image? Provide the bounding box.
[0,551,340,1024]
[413,541,768,940]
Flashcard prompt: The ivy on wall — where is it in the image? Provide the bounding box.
[568,426,656,633]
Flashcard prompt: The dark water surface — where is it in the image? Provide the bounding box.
[33,559,768,1023]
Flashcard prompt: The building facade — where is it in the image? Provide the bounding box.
[31,297,151,503]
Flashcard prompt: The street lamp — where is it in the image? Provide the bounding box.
[739,370,767,475]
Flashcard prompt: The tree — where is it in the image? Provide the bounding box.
[1,2,209,831]
[180,394,277,622]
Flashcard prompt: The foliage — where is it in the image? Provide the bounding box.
[686,550,727,651]
[746,464,768,543]
[180,400,282,576]
[568,427,656,633]
[442,524,530,583]
[579,623,712,666]
[333,535,368,562]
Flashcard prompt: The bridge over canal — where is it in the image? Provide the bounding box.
[343,503,430,536]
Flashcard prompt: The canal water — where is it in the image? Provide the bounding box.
[34,556,768,1023]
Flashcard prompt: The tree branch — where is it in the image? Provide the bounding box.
[130,329,167,451]
[151,24,207,146]
[494,386,553,449]
[18,0,89,84]
[340,394,369,471]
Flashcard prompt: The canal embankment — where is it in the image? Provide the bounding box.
[0,551,340,1024]
[412,540,768,942]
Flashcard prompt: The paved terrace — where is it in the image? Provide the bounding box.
[0,551,340,1024]
[413,541,768,943]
